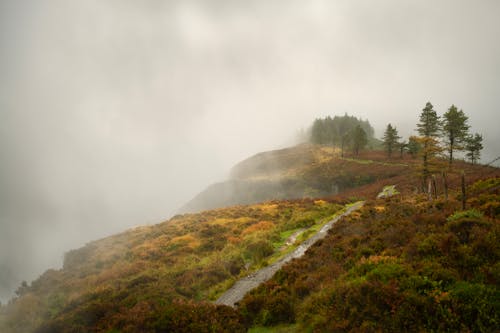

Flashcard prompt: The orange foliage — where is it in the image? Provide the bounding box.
[227,236,242,244]
[241,221,275,236]
[170,234,201,249]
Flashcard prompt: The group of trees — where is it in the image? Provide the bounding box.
[382,102,483,165]
[310,114,374,156]
[382,102,484,192]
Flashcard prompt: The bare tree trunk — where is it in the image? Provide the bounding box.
[461,171,466,210]
[432,175,437,200]
[449,142,453,165]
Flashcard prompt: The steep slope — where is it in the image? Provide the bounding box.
[179,144,409,213]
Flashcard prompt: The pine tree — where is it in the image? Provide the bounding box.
[382,123,401,158]
[465,133,483,164]
[416,102,442,186]
[417,102,440,137]
[442,105,469,164]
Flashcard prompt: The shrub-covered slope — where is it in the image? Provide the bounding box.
[0,199,343,333]
[239,177,500,332]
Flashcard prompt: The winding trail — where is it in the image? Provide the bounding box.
[214,201,364,307]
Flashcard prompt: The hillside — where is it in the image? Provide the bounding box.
[1,145,499,332]
[239,177,500,332]
[179,144,409,213]
[0,197,346,332]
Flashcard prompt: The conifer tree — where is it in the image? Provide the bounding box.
[417,102,441,137]
[442,105,469,164]
[465,133,483,164]
[416,102,442,186]
[382,123,401,158]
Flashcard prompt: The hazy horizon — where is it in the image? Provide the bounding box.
[1,0,500,302]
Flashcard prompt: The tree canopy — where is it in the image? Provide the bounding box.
[310,114,374,146]
[465,133,483,164]
[416,102,443,182]
[442,105,469,164]
[417,102,440,137]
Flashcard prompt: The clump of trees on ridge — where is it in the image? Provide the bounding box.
[309,114,375,157]
[309,103,485,195]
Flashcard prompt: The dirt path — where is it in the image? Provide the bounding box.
[214,201,364,307]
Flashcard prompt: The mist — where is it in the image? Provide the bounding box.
[1,0,499,301]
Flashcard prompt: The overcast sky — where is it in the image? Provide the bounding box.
[1,0,499,301]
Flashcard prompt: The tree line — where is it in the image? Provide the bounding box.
[309,105,484,172]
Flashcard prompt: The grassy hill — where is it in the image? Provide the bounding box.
[1,145,499,332]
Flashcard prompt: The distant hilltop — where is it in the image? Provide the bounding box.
[179,144,406,213]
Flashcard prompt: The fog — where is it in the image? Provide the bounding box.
[1,0,499,301]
